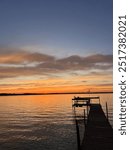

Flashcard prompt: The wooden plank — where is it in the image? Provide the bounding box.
[81,104,113,150]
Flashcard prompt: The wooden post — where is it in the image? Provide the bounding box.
[72,98,73,107]
[75,119,81,150]
[99,97,100,104]
[73,107,80,150]
[87,105,89,120]
[73,107,76,120]
[84,109,86,126]
[106,102,109,120]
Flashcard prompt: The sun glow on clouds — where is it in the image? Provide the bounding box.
[0,47,112,93]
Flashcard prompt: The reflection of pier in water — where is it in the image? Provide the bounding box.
[72,96,113,150]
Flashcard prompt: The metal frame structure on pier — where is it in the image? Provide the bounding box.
[72,96,100,107]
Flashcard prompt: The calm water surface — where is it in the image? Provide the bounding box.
[0,94,112,150]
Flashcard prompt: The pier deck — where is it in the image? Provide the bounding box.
[81,104,113,150]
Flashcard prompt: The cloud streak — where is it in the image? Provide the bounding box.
[0,48,112,79]
[0,48,55,64]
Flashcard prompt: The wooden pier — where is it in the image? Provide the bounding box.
[72,96,113,150]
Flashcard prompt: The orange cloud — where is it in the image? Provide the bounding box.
[0,47,112,93]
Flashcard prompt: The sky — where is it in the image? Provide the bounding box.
[0,0,113,93]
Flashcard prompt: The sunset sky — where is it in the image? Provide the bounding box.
[0,0,113,93]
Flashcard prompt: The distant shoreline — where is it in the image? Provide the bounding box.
[0,91,113,96]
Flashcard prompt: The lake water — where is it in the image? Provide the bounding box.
[0,94,112,150]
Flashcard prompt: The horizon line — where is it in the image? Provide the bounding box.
[0,91,113,96]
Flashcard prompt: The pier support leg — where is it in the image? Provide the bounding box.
[106,102,109,120]
[75,119,81,150]
[84,109,86,126]
[87,105,89,121]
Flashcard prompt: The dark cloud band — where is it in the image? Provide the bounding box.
[0,48,112,79]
